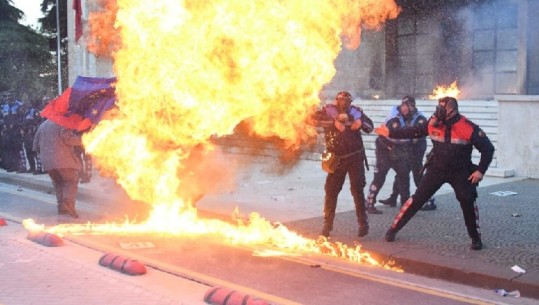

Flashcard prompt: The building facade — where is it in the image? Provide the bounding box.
[68,0,539,99]
[67,0,539,178]
[324,0,539,99]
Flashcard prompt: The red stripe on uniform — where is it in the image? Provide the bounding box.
[392,197,414,228]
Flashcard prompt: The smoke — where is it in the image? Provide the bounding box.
[457,0,519,98]
[343,0,520,99]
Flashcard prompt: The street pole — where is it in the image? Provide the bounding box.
[56,0,62,95]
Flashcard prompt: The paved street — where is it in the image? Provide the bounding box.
[0,155,538,304]
[2,0,539,304]
[0,213,531,305]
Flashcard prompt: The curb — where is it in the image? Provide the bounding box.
[0,173,99,204]
[379,250,539,300]
[98,253,147,275]
[27,231,64,247]
[204,286,271,305]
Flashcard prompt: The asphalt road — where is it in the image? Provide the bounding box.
[1,185,537,305]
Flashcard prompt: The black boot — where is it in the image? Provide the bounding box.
[366,187,383,214]
[358,225,369,238]
[353,195,370,237]
[366,206,383,214]
[385,228,397,242]
[379,195,397,207]
[471,238,483,250]
[321,197,337,238]
[420,198,437,211]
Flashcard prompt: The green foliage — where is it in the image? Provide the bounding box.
[0,0,57,100]
[0,0,23,22]
[39,0,68,96]
[39,0,67,37]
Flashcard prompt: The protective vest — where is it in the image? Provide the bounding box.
[24,108,38,120]
[1,101,22,116]
[386,112,421,144]
[321,105,373,156]
[428,116,474,145]
[427,115,481,171]
[389,113,494,174]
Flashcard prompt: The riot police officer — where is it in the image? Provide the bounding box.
[1,92,24,172]
[21,101,44,174]
[376,97,495,250]
[313,91,374,238]
[378,96,437,211]
[365,96,416,214]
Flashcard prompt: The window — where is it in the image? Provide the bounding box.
[472,2,519,94]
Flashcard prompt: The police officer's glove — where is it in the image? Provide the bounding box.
[468,170,484,184]
[351,119,362,131]
[337,113,348,122]
[374,124,389,137]
[334,120,345,132]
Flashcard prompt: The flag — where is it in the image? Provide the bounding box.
[68,76,117,126]
[41,87,88,130]
[73,0,83,42]
[41,76,117,131]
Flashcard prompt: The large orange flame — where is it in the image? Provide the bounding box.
[86,0,399,209]
[25,0,401,270]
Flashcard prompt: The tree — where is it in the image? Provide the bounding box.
[39,0,68,94]
[0,0,23,21]
[0,0,57,100]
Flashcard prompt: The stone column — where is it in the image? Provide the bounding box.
[496,95,539,178]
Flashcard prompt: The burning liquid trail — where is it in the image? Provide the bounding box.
[23,213,399,270]
[26,0,401,269]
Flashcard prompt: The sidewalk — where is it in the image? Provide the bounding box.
[0,155,538,300]
[0,219,209,305]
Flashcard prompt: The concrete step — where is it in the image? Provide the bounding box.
[485,168,515,178]
[215,99,507,173]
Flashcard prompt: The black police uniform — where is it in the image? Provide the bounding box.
[21,107,43,173]
[2,101,24,172]
[366,111,414,213]
[382,110,429,207]
[317,104,373,238]
[385,110,494,250]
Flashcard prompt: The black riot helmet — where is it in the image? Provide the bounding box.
[401,95,416,108]
[400,95,416,117]
[434,96,458,122]
[335,91,353,114]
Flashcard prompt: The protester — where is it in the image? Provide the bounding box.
[313,91,374,238]
[33,119,83,218]
[376,96,495,250]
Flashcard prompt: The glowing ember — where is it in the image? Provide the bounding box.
[428,80,460,99]
[25,0,402,270]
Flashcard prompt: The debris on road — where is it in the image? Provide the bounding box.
[511,265,526,274]
[494,289,520,297]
